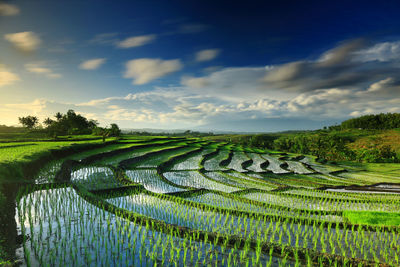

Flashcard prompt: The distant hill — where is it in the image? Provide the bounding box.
[194,118,340,133]
[122,128,187,134]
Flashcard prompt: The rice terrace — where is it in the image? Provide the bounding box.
[0,127,399,266]
[2,1,400,266]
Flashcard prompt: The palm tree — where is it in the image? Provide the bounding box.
[43,117,54,127]
[54,112,63,121]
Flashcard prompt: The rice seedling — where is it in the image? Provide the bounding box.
[225,152,250,172]
[261,154,291,174]
[164,171,240,192]
[125,169,186,193]
[6,136,400,266]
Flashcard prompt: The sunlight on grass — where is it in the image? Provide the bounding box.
[344,211,400,226]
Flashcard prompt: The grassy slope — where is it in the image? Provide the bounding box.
[0,138,124,186]
[0,134,160,263]
[206,128,400,159]
[0,139,111,163]
[0,133,399,263]
[0,131,98,142]
[343,211,400,226]
[347,129,400,157]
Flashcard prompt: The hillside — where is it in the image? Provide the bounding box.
[206,128,400,163]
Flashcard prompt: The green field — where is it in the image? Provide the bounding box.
[1,135,400,266]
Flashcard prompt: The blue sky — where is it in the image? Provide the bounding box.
[1,0,400,131]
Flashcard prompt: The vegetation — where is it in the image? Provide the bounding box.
[0,134,399,266]
[343,211,400,226]
[338,113,400,130]
[207,113,400,163]
[11,110,121,140]
[0,112,399,265]
[18,116,39,129]
[125,129,215,137]
[43,109,98,136]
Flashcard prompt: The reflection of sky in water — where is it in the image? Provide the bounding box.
[71,166,122,190]
[125,169,185,193]
[164,171,239,192]
[16,187,282,266]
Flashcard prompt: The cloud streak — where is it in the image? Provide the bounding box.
[195,49,220,62]
[2,38,400,131]
[4,31,41,52]
[124,58,183,85]
[79,58,106,70]
[261,39,400,92]
[0,65,20,87]
[117,34,156,48]
[25,62,62,78]
[0,3,19,16]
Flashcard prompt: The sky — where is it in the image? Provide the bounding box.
[1,0,400,132]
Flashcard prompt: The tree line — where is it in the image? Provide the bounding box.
[230,132,398,163]
[18,110,120,139]
[222,112,400,163]
[330,113,400,130]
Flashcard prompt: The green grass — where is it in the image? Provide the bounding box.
[0,131,102,142]
[343,210,400,226]
[1,133,400,265]
[0,138,116,164]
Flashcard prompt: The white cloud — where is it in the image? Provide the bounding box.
[5,99,47,115]
[117,34,156,48]
[3,80,400,130]
[0,3,19,16]
[180,67,280,102]
[263,62,302,83]
[261,39,400,92]
[77,96,120,107]
[0,65,20,87]
[318,39,364,66]
[4,38,400,130]
[4,31,41,52]
[366,77,394,92]
[195,49,220,62]
[25,62,62,79]
[124,58,183,85]
[181,76,209,88]
[89,32,119,45]
[290,88,351,107]
[349,108,375,117]
[355,41,400,62]
[79,58,106,70]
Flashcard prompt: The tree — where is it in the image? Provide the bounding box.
[108,123,121,137]
[18,116,39,129]
[88,119,99,130]
[54,112,63,121]
[43,117,54,127]
[47,110,92,136]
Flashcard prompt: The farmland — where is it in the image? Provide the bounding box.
[1,135,400,266]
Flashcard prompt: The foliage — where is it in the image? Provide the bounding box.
[0,125,25,133]
[126,129,215,137]
[109,123,121,137]
[340,112,400,130]
[343,211,400,226]
[18,116,39,129]
[1,135,400,266]
[45,110,97,136]
[92,123,121,141]
[209,129,399,163]
[273,132,357,161]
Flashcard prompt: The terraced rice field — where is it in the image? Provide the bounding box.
[11,136,400,266]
